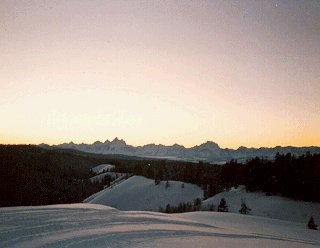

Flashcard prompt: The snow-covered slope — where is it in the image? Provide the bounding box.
[203,186,320,223]
[89,172,125,183]
[84,176,203,211]
[1,204,319,247]
[90,164,125,183]
[91,164,115,174]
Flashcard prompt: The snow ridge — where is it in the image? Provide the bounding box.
[1,204,319,247]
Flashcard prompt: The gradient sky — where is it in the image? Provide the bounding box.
[1,0,319,148]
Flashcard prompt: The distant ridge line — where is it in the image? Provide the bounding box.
[40,138,320,163]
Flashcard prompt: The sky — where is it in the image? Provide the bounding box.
[0,0,319,149]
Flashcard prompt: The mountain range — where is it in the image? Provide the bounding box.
[40,138,320,163]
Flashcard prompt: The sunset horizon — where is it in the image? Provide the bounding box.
[1,1,319,150]
[2,136,320,150]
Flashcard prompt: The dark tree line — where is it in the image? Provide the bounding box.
[240,153,320,202]
[0,145,111,206]
[114,152,320,203]
[159,198,202,213]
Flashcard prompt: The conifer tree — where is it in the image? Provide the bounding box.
[165,204,171,213]
[165,180,170,189]
[193,198,202,211]
[307,216,318,230]
[217,198,228,212]
[239,199,251,215]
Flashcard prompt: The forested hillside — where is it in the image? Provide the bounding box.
[0,146,110,206]
[1,145,319,207]
[114,153,320,202]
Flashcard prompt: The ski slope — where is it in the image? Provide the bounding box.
[89,172,125,183]
[1,203,319,248]
[85,176,203,211]
[203,186,320,223]
[91,164,115,174]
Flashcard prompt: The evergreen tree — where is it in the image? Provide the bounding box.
[165,204,171,213]
[154,178,160,185]
[217,198,228,212]
[307,216,318,230]
[193,198,202,211]
[239,199,251,214]
[165,180,170,189]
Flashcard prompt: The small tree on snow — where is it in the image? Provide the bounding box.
[165,204,171,213]
[165,180,170,189]
[239,199,251,215]
[193,198,202,211]
[217,198,228,212]
[307,216,318,230]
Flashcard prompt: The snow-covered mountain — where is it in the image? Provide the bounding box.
[41,138,320,163]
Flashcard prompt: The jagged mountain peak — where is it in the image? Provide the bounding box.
[172,143,185,149]
[237,146,248,151]
[198,141,220,150]
[110,137,126,147]
[93,141,103,145]
[47,138,320,163]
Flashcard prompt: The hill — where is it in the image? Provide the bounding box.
[1,203,319,247]
[85,174,320,224]
[0,145,115,206]
[203,186,320,223]
[91,164,115,174]
[84,176,203,211]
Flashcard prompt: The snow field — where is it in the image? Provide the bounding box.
[203,186,320,223]
[85,176,203,211]
[1,203,319,248]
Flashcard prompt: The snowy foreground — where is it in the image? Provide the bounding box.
[1,203,319,248]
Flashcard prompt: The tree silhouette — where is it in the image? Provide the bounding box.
[217,198,228,212]
[193,198,202,211]
[239,199,251,215]
[165,204,171,213]
[307,216,318,230]
[165,180,170,189]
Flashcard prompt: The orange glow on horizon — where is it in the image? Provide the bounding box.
[1,1,319,149]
